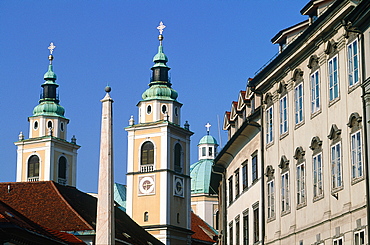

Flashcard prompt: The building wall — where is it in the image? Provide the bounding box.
[254,1,368,244]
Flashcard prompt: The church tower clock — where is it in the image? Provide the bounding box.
[15,43,80,186]
[125,22,193,244]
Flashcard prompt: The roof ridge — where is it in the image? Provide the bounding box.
[50,181,94,230]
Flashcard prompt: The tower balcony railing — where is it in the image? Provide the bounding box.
[141,164,154,173]
[27,177,39,182]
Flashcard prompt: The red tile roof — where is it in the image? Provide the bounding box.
[0,181,163,245]
[191,211,218,244]
[0,181,92,231]
[0,199,85,244]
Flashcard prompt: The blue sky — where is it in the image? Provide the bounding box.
[0,0,307,193]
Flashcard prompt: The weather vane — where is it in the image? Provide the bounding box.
[157,21,166,35]
[48,42,56,55]
[205,122,211,135]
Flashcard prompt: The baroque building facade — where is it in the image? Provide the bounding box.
[212,0,370,244]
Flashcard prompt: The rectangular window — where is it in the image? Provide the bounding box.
[266,106,274,144]
[252,155,258,182]
[294,84,304,124]
[253,207,259,243]
[310,70,320,113]
[208,147,213,157]
[229,176,233,205]
[242,163,248,190]
[297,163,306,205]
[351,131,363,179]
[348,39,359,86]
[331,143,342,189]
[229,222,233,245]
[354,230,365,245]
[333,237,343,245]
[243,214,249,245]
[328,55,339,101]
[235,219,240,245]
[279,95,288,135]
[313,153,323,198]
[267,180,275,219]
[235,170,240,197]
[281,172,290,212]
[202,147,206,156]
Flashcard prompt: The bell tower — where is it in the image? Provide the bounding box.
[15,43,80,186]
[125,22,193,244]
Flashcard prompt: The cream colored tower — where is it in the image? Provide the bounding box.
[15,43,80,186]
[125,22,193,244]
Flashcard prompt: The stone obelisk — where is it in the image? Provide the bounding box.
[95,86,115,244]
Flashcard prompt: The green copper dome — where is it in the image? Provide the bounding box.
[142,83,178,101]
[198,135,218,146]
[190,159,214,194]
[152,45,168,67]
[44,64,57,80]
[33,101,65,117]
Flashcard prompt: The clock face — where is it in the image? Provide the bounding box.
[139,176,155,195]
[174,176,184,197]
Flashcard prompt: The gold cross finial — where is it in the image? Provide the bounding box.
[48,42,56,54]
[157,21,166,35]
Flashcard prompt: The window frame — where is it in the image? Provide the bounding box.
[27,155,40,180]
[351,130,363,180]
[242,212,249,245]
[347,38,359,87]
[242,162,248,190]
[331,142,343,190]
[328,55,339,102]
[229,176,233,205]
[281,171,290,214]
[313,153,323,199]
[253,206,259,243]
[354,229,365,245]
[235,169,240,198]
[333,236,343,245]
[266,106,274,144]
[294,83,304,125]
[252,154,258,183]
[267,179,275,220]
[296,162,306,207]
[310,69,321,114]
[279,95,288,135]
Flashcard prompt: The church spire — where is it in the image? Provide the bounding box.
[142,22,178,101]
[33,42,65,117]
[151,21,170,84]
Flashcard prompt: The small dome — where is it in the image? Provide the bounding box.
[153,45,168,63]
[44,65,57,80]
[198,135,218,146]
[33,101,65,117]
[142,84,178,101]
[190,159,214,194]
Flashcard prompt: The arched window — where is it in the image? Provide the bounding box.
[58,156,67,185]
[144,212,149,222]
[28,155,40,180]
[174,143,182,173]
[141,142,154,166]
